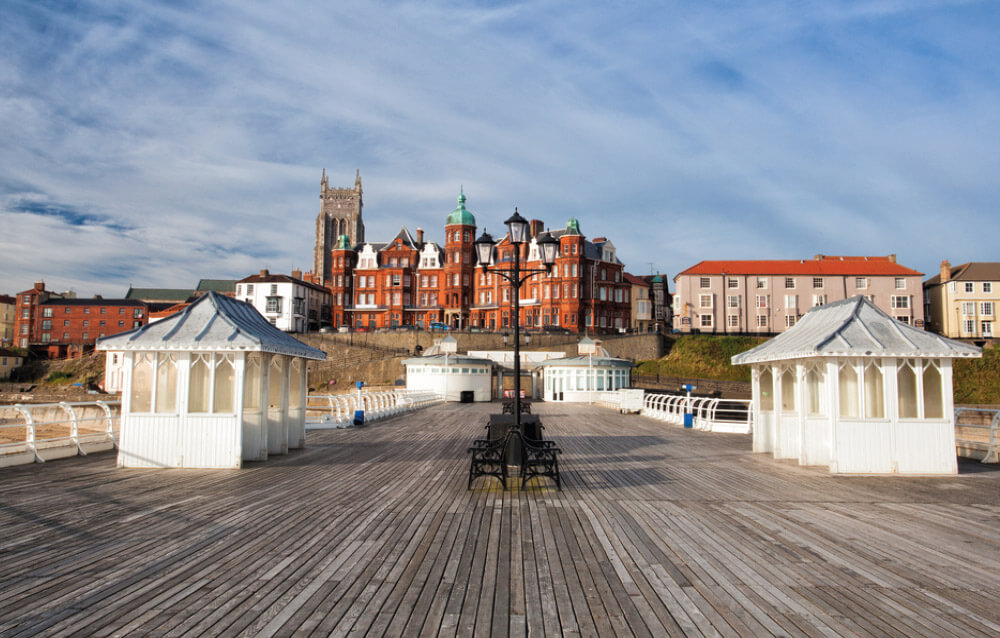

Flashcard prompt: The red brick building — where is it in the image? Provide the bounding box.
[318,189,631,334]
[13,281,147,357]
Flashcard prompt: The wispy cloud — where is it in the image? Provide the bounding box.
[1,0,998,295]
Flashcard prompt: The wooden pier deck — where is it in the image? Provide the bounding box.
[1,402,998,637]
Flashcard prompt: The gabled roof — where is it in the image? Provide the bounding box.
[196,279,236,293]
[125,287,195,303]
[924,262,1000,286]
[382,227,418,250]
[236,272,330,295]
[732,296,981,365]
[96,292,326,360]
[680,256,922,278]
[623,272,651,287]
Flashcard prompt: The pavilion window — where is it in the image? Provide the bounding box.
[155,354,178,414]
[214,355,235,413]
[131,353,154,413]
[922,361,944,418]
[759,369,774,411]
[863,361,885,419]
[806,366,825,415]
[243,355,261,413]
[897,360,918,419]
[780,368,796,412]
[838,364,859,418]
[288,359,303,411]
[269,357,285,411]
[188,354,212,413]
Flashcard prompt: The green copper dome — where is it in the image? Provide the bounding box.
[652,274,664,283]
[446,188,476,226]
[565,218,581,235]
[334,234,351,250]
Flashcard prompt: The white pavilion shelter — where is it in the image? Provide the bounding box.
[732,296,980,475]
[97,292,326,468]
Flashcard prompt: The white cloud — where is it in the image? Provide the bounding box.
[1,0,998,297]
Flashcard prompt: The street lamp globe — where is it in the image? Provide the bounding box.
[505,209,530,245]
[536,231,558,270]
[474,230,495,272]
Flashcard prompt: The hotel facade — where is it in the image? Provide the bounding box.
[312,176,631,334]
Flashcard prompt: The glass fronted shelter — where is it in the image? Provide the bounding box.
[537,338,632,402]
[96,292,326,468]
[732,296,980,474]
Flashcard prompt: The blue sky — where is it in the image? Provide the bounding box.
[2,0,998,297]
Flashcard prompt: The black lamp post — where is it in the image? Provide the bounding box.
[475,209,558,435]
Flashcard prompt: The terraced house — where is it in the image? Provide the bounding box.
[923,261,1000,339]
[673,255,924,334]
[13,281,147,358]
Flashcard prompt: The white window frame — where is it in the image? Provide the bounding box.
[699,294,713,308]
[895,277,906,290]
[855,277,868,289]
[981,302,994,316]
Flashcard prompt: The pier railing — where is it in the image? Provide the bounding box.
[954,407,1000,463]
[306,389,443,428]
[641,392,753,434]
[0,401,120,463]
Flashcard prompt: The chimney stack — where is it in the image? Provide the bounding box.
[291,267,302,280]
[888,254,896,263]
[530,219,544,239]
[34,281,45,291]
[259,269,269,277]
[417,228,424,246]
[940,260,951,283]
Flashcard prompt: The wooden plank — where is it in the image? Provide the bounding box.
[0,402,998,637]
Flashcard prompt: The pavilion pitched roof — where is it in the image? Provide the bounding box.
[732,296,980,365]
[96,292,326,359]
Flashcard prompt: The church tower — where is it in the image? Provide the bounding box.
[313,169,365,285]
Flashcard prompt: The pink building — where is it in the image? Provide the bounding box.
[673,255,923,334]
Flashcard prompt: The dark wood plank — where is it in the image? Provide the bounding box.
[1,401,998,637]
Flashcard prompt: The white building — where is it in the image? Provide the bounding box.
[403,336,493,402]
[732,296,980,475]
[236,270,332,333]
[96,292,326,468]
[536,337,632,402]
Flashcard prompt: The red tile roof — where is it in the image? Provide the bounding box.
[623,272,651,287]
[678,256,922,277]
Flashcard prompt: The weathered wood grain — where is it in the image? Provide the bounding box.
[1,402,998,637]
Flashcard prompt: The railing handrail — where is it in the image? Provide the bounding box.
[0,401,121,462]
[954,407,1000,464]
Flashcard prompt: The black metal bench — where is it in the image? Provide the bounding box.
[467,436,508,490]
[520,437,561,490]
[468,413,561,490]
[501,399,532,415]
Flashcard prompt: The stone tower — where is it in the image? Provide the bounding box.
[313,169,365,285]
